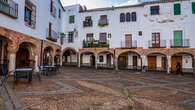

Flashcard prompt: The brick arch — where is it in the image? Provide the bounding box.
[62,47,78,55]
[144,49,168,56]
[97,50,114,55]
[115,48,143,58]
[169,49,195,57]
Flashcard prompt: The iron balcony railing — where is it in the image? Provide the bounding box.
[83,40,109,48]
[170,39,190,48]
[98,19,109,26]
[0,0,18,18]
[121,41,137,48]
[148,40,166,48]
[46,29,59,42]
[83,20,93,27]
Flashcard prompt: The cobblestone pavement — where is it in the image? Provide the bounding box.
[1,67,195,110]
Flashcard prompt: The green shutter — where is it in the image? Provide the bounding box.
[69,16,75,24]
[174,31,183,47]
[174,3,181,15]
[192,2,195,14]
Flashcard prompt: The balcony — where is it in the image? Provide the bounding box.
[46,29,59,42]
[170,39,190,48]
[98,19,109,26]
[83,40,109,48]
[121,41,137,48]
[0,0,18,18]
[83,20,93,27]
[148,40,166,48]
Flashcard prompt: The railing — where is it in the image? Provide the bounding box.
[98,19,109,26]
[46,29,59,42]
[121,41,137,48]
[170,39,190,48]
[83,40,109,48]
[83,20,93,27]
[0,0,18,18]
[97,64,114,69]
[148,40,166,48]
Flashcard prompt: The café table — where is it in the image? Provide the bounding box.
[14,68,33,83]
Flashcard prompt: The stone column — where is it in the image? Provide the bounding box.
[34,54,39,72]
[8,52,16,75]
[95,54,98,69]
[7,43,18,75]
[60,54,63,66]
[167,56,171,74]
[115,55,118,70]
[78,53,81,68]
[141,55,146,72]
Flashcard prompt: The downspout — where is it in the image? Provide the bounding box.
[40,40,43,66]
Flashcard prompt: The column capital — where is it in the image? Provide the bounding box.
[7,42,18,53]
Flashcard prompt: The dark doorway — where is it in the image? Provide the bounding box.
[118,56,127,69]
[16,47,30,68]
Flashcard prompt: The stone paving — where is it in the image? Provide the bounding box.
[1,67,195,110]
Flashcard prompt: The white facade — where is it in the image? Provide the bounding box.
[62,1,195,49]
[0,0,64,44]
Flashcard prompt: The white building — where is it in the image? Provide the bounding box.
[61,0,195,74]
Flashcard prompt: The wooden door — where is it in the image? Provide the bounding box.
[133,56,138,67]
[16,48,30,68]
[148,56,157,71]
[152,33,160,47]
[174,31,183,47]
[171,56,182,72]
[107,54,111,65]
[161,57,167,71]
[125,34,132,48]
[90,55,95,67]
[118,56,127,69]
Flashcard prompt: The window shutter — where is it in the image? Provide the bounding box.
[192,2,195,14]
[174,3,181,15]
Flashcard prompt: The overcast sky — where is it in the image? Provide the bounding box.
[60,0,141,9]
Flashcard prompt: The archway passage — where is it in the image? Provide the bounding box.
[171,53,194,74]
[43,47,53,66]
[16,42,36,68]
[62,48,77,66]
[80,52,95,67]
[54,49,61,66]
[97,51,114,69]
[147,53,167,72]
[118,51,141,70]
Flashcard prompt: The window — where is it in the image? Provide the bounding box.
[59,9,61,18]
[120,13,125,22]
[99,15,108,26]
[126,13,131,22]
[83,16,93,27]
[99,33,107,43]
[150,6,160,15]
[68,32,74,43]
[192,2,195,14]
[50,0,56,17]
[48,22,52,36]
[152,33,160,47]
[138,31,142,36]
[174,3,181,15]
[86,33,93,42]
[69,15,75,24]
[99,55,104,62]
[24,0,36,29]
[131,12,136,22]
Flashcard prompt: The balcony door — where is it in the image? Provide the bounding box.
[152,33,160,48]
[99,33,107,43]
[174,31,183,47]
[125,34,132,48]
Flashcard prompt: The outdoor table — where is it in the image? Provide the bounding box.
[14,68,33,83]
[43,66,57,71]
